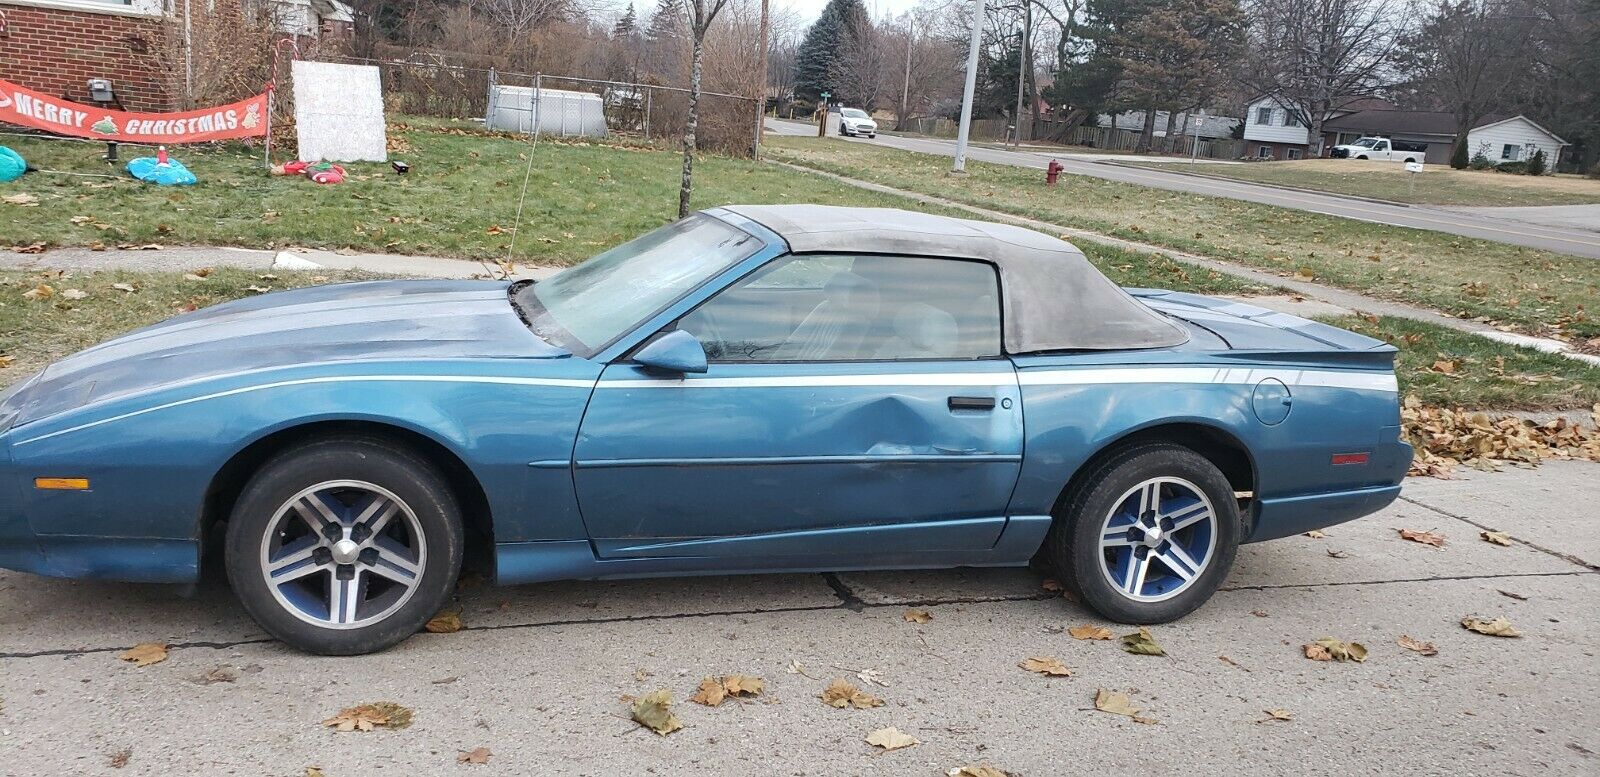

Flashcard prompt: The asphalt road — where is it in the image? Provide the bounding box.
[766,118,1600,260]
[2,462,1596,775]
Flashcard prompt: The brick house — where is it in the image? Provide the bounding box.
[0,0,354,113]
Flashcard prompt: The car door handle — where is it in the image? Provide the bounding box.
[948,395,996,411]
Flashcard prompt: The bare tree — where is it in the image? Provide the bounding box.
[680,0,734,218]
[834,13,891,110]
[479,0,575,35]
[1397,1,1532,153]
[1241,0,1411,156]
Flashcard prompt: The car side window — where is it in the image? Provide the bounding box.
[676,255,1003,362]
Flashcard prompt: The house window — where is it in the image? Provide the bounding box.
[1501,144,1521,161]
[1285,113,1301,127]
[1257,146,1273,159]
[1287,148,1303,160]
[1256,107,1272,125]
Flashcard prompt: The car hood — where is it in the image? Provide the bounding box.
[4,279,566,426]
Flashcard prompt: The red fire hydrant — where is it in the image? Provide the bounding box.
[1046,159,1064,185]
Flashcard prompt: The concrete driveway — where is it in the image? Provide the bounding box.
[1,462,1596,774]
[767,118,1600,260]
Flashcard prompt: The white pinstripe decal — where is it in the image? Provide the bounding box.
[11,366,1395,446]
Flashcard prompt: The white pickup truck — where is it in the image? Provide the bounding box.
[1329,137,1428,162]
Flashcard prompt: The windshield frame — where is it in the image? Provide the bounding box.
[511,214,764,359]
[1350,138,1379,148]
[841,109,870,119]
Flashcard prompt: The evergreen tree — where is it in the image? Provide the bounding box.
[644,0,688,79]
[609,4,642,83]
[614,4,638,39]
[793,0,867,103]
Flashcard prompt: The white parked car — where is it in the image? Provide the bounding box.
[838,108,878,138]
[1329,137,1428,162]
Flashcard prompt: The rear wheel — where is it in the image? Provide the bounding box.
[1046,443,1241,623]
[225,437,464,655]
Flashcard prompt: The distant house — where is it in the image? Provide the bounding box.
[1241,95,1394,160]
[1242,95,1568,166]
[0,0,353,113]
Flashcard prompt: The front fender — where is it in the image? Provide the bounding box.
[3,361,600,565]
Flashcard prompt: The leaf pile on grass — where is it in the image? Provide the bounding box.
[1403,398,1600,478]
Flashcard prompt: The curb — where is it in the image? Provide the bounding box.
[1094,159,1419,209]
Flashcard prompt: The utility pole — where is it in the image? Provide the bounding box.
[953,0,985,172]
[1010,1,1029,148]
[752,0,770,159]
[899,15,913,132]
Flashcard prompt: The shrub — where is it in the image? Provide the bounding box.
[1526,149,1547,176]
[1468,151,1496,170]
[1589,162,1600,180]
[1450,138,1469,169]
[1497,161,1528,174]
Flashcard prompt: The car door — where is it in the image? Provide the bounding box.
[1373,140,1392,159]
[572,254,1023,560]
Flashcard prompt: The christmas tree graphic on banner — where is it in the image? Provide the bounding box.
[91,116,118,135]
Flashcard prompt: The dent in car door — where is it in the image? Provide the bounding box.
[572,361,1024,558]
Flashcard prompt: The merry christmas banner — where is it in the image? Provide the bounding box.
[0,79,267,143]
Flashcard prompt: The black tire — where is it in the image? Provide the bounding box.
[224,436,464,655]
[1045,443,1241,624]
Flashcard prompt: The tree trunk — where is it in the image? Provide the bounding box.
[679,35,704,219]
[1309,114,1324,157]
[1162,110,1178,153]
[1135,108,1157,153]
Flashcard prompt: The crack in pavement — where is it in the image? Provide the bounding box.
[1399,495,1599,571]
[1,569,1590,662]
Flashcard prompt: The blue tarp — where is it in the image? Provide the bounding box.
[0,146,25,183]
[127,156,197,186]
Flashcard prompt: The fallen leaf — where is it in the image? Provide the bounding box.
[1250,610,1269,618]
[691,674,764,706]
[1040,578,1063,592]
[903,608,932,624]
[1397,528,1446,547]
[109,748,131,768]
[1217,655,1249,671]
[865,726,920,751]
[1303,637,1367,662]
[947,767,1011,777]
[246,285,272,294]
[1017,656,1072,676]
[111,282,138,292]
[1480,530,1513,546]
[1257,708,1293,723]
[11,242,46,253]
[22,284,54,301]
[182,273,208,282]
[1461,616,1522,638]
[1398,635,1438,656]
[322,701,413,732]
[196,665,240,684]
[1305,530,1326,539]
[631,689,682,735]
[486,224,505,234]
[457,747,492,764]
[61,288,88,300]
[690,677,727,707]
[853,667,888,687]
[1119,627,1165,656]
[1093,688,1155,723]
[424,611,463,633]
[3,193,39,206]
[119,642,168,667]
[1067,624,1113,640]
[1326,548,1350,559]
[723,674,764,697]
[0,355,14,368]
[1430,359,1459,374]
[820,678,884,709]
[1497,589,1529,601]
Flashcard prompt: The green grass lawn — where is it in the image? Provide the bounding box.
[1124,158,1600,207]
[766,136,1600,341]
[3,266,1592,410]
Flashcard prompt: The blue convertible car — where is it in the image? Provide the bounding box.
[0,206,1409,654]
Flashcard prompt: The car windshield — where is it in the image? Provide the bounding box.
[842,109,869,119]
[1351,138,1378,148]
[513,215,759,357]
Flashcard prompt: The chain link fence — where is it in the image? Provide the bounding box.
[326,54,759,155]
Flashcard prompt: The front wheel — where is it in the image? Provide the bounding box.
[224,437,464,655]
[1046,443,1241,623]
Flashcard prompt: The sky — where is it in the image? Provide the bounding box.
[776,0,929,23]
